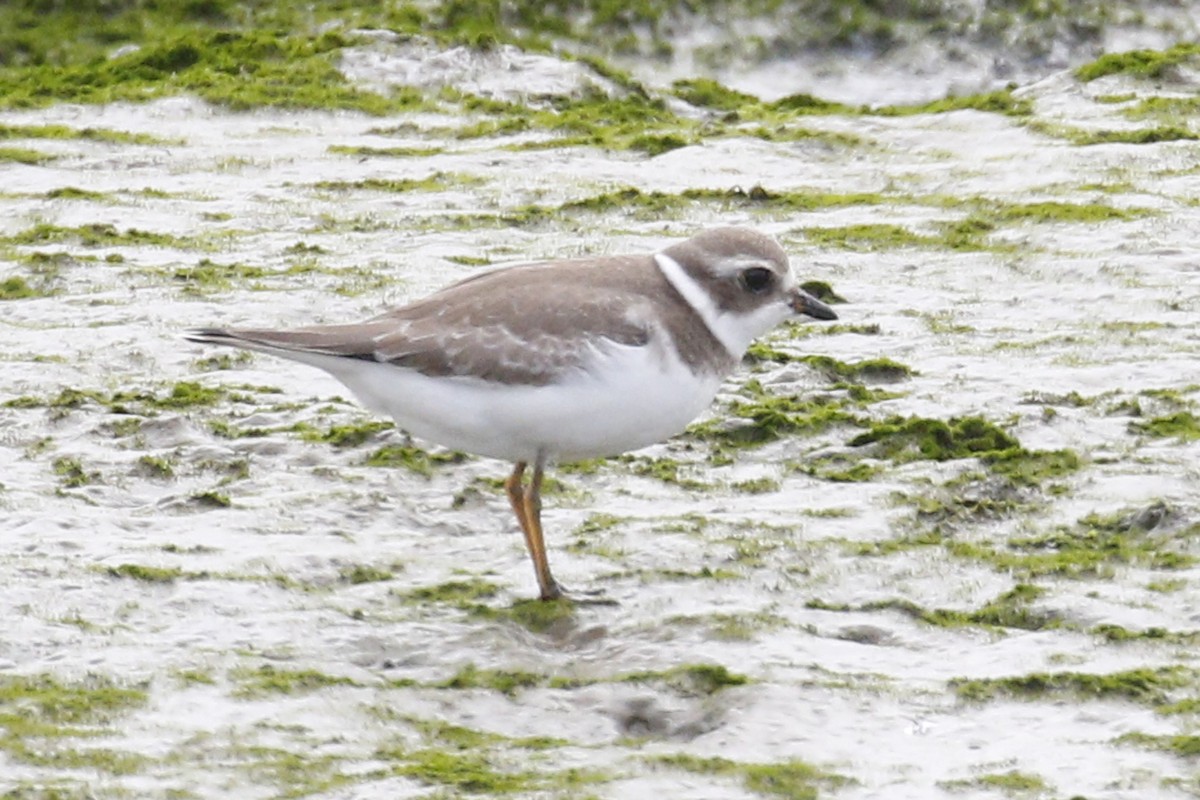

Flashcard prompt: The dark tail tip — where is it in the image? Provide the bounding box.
[183,327,235,345]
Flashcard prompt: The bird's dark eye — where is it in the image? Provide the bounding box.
[740,266,774,294]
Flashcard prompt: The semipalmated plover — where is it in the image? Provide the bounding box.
[186,227,837,600]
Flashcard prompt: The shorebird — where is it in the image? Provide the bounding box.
[185,227,837,599]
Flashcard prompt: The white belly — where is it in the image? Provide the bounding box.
[318,342,723,463]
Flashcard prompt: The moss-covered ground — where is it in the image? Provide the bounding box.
[2,2,1199,797]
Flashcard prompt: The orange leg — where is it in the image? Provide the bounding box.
[504,460,562,601]
[504,462,531,547]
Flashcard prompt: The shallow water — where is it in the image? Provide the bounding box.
[2,39,1200,800]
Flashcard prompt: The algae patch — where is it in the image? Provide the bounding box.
[652,753,849,799]
[232,665,361,698]
[953,666,1194,707]
[1074,43,1200,82]
[434,661,749,698]
[940,770,1051,795]
[0,673,148,774]
[105,563,187,583]
[809,584,1056,634]
[951,502,1196,578]
[1130,411,1200,441]
[849,415,1081,488]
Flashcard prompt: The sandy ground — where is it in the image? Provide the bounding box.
[1,44,1199,800]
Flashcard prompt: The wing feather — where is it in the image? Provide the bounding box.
[188,255,662,386]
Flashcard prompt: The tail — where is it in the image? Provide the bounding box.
[183,326,381,366]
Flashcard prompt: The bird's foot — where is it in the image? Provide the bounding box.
[541,582,617,606]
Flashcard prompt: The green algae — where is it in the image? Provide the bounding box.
[386,748,536,794]
[106,563,186,583]
[941,770,1051,795]
[983,448,1080,486]
[44,186,109,200]
[809,584,1056,633]
[672,77,758,110]
[233,665,360,698]
[692,373,897,455]
[676,74,1030,121]
[191,489,232,508]
[8,222,190,249]
[945,503,1195,578]
[0,122,172,145]
[174,668,217,686]
[437,664,552,697]
[436,661,747,698]
[452,185,890,230]
[398,576,581,633]
[329,143,447,158]
[731,476,781,494]
[653,754,848,799]
[1075,43,1200,82]
[52,456,99,489]
[1079,126,1198,145]
[502,90,699,153]
[689,388,860,451]
[850,414,1077,489]
[3,744,147,776]
[365,443,467,475]
[372,716,607,795]
[953,666,1193,707]
[402,716,566,752]
[1003,507,1193,573]
[0,275,47,300]
[891,476,1032,527]
[803,223,942,251]
[0,145,52,164]
[1118,732,1200,758]
[666,611,790,642]
[338,563,396,584]
[297,419,393,448]
[798,280,847,304]
[620,663,750,696]
[154,381,225,409]
[806,197,1150,253]
[0,672,148,775]
[1148,578,1188,593]
[849,416,1018,461]
[0,25,420,113]
[740,124,863,147]
[171,258,271,292]
[312,173,480,193]
[0,673,147,726]
[873,88,1032,117]
[398,578,502,606]
[767,92,854,115]
[6,250,75,294]
[471,598,579,634]
[795,455,882,483]
[1125,94,1200,122]
[230,746,358,798]
[786,354,912,384]
[986,200,1138,223]
[625,455,712,490]
[572,511,624,535]
[1028,120,1200,145]
[1093,624,1197,645]
[1130,411,1200,441]
[635,563,742,583]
